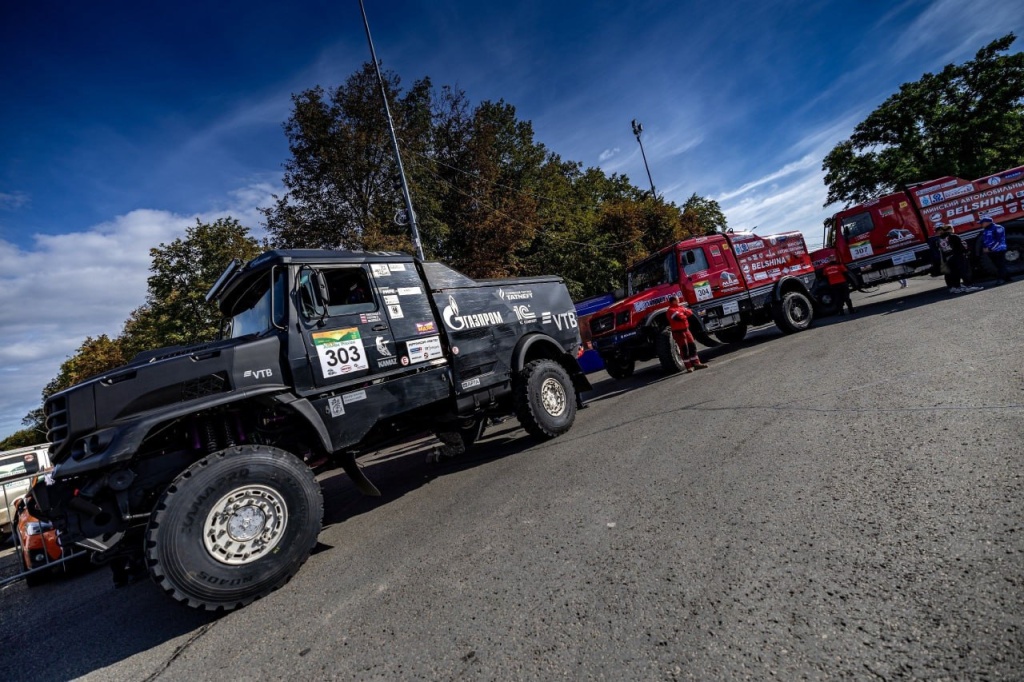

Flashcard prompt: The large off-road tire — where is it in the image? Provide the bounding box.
[603,354,635,380]
[514,359,577,439]
[145,445,323,612]
[1006,233,1024,278]
[655,327,685,374]
[772,291,814,334]
[714,323,748,344]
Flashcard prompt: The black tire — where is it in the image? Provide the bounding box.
[603,354,635,380]
[655,327,685,374]
[772,291,814,334]
[514,359,577,439]
[1006,233,1024,278]
[714,323,748,344]
[145,445,324,611]
[812,288,840,317]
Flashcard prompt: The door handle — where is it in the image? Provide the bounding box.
[371,324,388,331]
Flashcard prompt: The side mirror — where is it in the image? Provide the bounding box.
[685,252,696,265]
[23,453,40,475]
[613,288,626,301]
[314,270,331,306]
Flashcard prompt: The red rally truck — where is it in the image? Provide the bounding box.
[817,165,1024,288]
[589,230,818,378]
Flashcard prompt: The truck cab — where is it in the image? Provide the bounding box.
[34,249,588,611]
[590,231,817,378]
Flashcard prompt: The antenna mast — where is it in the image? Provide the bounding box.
[358,0,425,259]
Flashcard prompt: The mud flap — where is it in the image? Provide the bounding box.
[336,451,381,497]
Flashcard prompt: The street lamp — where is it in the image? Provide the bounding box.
[631,119,656,197]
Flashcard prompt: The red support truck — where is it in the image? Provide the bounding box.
[817,165,1024,289]
[589,230,818,378]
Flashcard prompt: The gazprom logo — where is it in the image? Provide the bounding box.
[442,295,503,330]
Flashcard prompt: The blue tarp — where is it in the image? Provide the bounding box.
[574,293,616,373]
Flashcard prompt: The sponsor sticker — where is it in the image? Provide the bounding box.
[384,295,400,305]
[387,304,404,319]
[328,396,345,417]
[312,328,369,378]
[377,357,398,368]
[371,264,390,277]
[416,321,436,333]
[461,377,481,390]
[375,336,393,357]
[498,288,533,301]
[892,251,916,265]
[441,295,503,330]
[722,300,739,315]
[397,287,422,296]
[388,263,407,271]
[342,390,367,404]
[406,335,444,364]
[513,305,537,323]
[359,312,382,324]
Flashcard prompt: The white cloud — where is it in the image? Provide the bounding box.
[0,191,30,210]
[598,147,620,162]
[0,183,278,438]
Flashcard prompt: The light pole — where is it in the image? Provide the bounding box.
[631,119,656,197]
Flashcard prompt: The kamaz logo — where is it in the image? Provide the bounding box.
[243,369,273,380]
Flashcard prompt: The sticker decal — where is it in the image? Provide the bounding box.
[388,263,407,271]
[328,396,345,417]
[387,304,404,319]
[415,321,436,334]
[441,295,503,330]
[384,295,399,305]
[406,335,444,364]
[375,336,393,357]
[371,264,390,277]
[849,240,874,260]
[461,377,481,390]
[693,280,713,302]
[397,286,422,296]
[312,328,369,378]
[342,390,367,404]
[359,312,382,324]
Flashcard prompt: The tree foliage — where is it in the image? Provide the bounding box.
[823,34,1024,208]
[263,62,721,299]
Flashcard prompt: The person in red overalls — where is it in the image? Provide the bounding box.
[822,261,854,315]
[667,295,708,373]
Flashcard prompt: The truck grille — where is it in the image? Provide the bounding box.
[45,395,69,452]
[590,314,614,335]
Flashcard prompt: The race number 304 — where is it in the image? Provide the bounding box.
[312,328,369,378]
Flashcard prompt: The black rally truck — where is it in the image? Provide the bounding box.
[33,249,590,610]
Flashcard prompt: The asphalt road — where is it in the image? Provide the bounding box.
[2,277,1021,681]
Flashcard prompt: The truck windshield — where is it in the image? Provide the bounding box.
[840,212,873,241]
[225,269,286,339]
[628,252,678,296]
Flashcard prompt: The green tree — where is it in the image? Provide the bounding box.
[263,63,435,252]
[139,217,262,348]
[823,33,1024,208]
[682,193,728,234]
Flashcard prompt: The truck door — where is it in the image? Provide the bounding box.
[365,261,448,372]
[679,240,741,304]
[297,265,396,389]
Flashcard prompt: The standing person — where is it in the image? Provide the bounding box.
[898,277,908,288]
[979,216,1014,284]
[935,224,983,294]
[823,261,854,314]
[666,295,707,373]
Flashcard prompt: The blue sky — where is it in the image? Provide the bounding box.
[1,0,1021,438]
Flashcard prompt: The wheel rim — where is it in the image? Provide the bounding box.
[203,485,288,566]
[789,298,809,323]
[1006,247,1020,264]
[539,377,567,417]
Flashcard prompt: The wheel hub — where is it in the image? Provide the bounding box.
[203,485,288,566]
[539,377,567,417]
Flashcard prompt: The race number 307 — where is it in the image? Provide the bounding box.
[312,328,369,378]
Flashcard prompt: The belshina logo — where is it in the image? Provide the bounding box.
[442,295,503,330]
[375,336,392,357]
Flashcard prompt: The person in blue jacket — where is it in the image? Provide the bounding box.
[979,216,1014,284]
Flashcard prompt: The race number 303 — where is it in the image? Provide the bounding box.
[312,327,369,378]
